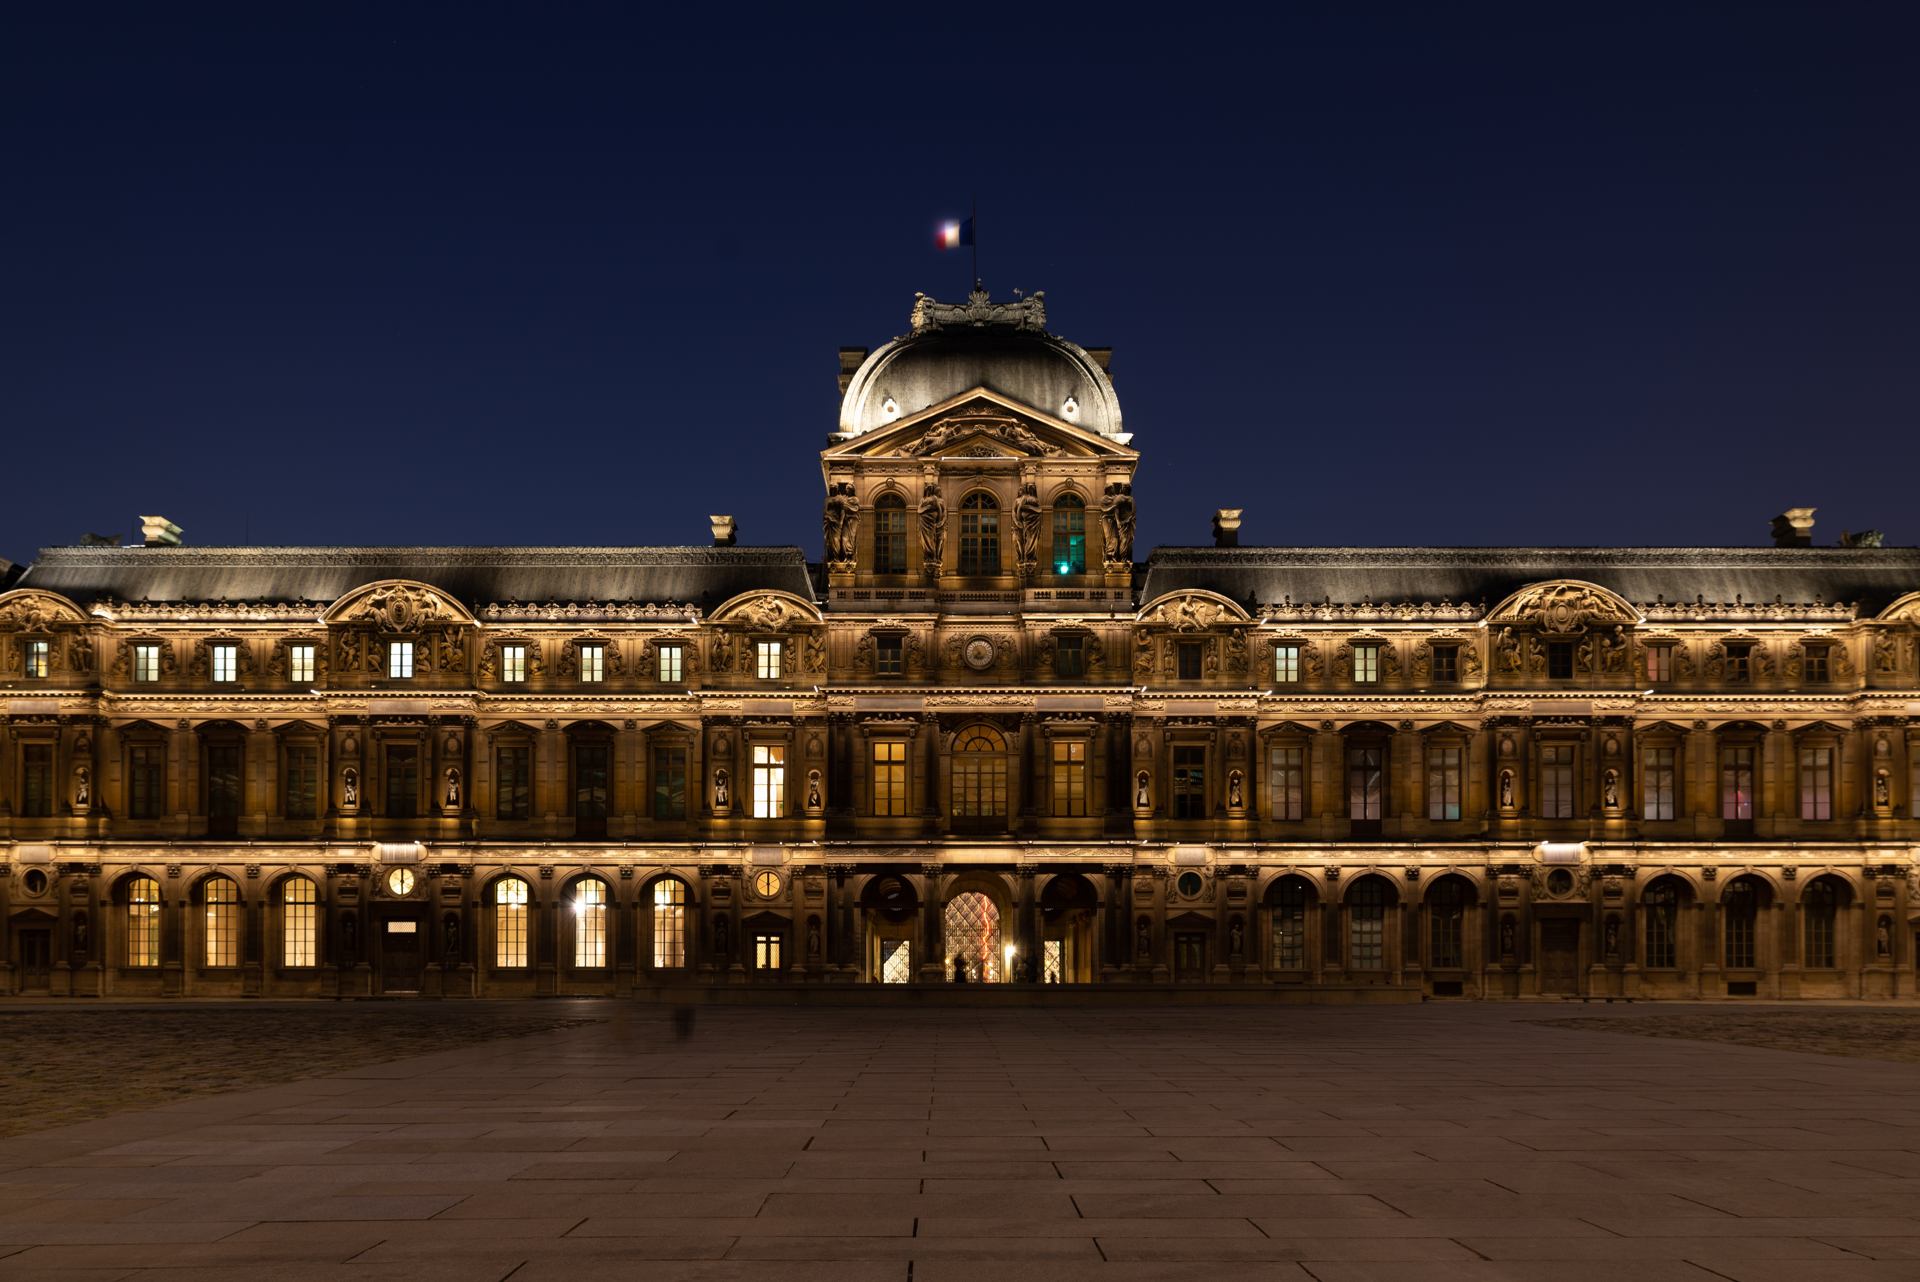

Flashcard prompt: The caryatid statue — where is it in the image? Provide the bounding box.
[1100,482,1136,565]
[918,483,947,572]
[822,481,861,569]
[1013,481,1042,572]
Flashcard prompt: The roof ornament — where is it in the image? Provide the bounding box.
[909,286,1046,334]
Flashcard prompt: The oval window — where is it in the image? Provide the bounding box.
[386,867,417,897]
[754,870,782,898]
[1176,871,1205,899]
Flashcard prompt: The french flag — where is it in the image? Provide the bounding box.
[936,217,975,250]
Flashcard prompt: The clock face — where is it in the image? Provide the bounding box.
[386,867,416,897]
[964,638,996,671]
[754,870,782,898]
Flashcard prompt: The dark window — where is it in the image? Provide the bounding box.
[1171,746,1207,819]
[129,745,164,819]
[20,742,54,816]
[206,743,242,836]
[574,741,610,837]
[875,634,904,676]
[1720,744,1755,821]
[1268,745,1304,820]
[653,746,687,820]
[1643,746,1676,820]
[1540,744,1575,819]
[1802,645,1830,683]
[1646,644,1674,683]
[1547,641,1575,680]
[1053,634,1085,678]
[1347,745,1383,821]
[1428,879,1465,969]
[1644,882,1679,968]
[873,493,908,574]
[1803,880,1837,968]
[1427,745,1462,820]
[1431,645,1459,684]
[384,745,419,819]
[1724,642,1752,683]
[1051,494,1085,575]
[1724,879,1759,968]
[496,745,531,820]
[958,491,999,575]
[1272,881,1308,968]
[284,745,318,819]
[1176,641,1203,680]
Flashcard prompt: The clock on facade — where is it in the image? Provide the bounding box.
[963,637,996,671]
[385,867,416,897]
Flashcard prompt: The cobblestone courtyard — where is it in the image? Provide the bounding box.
[2,1001,1918,1281]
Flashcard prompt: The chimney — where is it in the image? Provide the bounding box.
[709,515,737,547]
[1212,508,1243,548]
[837,348,868,395]
[139,515,183,547]
[1770,507,1816,548]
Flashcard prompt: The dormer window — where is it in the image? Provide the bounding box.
[1724,642,1752,684]
[23,639,49,678]
[755,640,783,680]
[1352,643,1381,684]
[1053,634,1086,678]
[501,644,527,683]
[288,643,315,684]
[578,642,606,683]
[1646,643,1674,683]
[1546,641,1575,680]
[211,643,238,683]
[1802,644,1830,683]
[387,640,415,679]
[133,643,162,683]
[1273,643,1301,684]
[656,643,684,683]
[875,634,904,677]
[1431,644,1459,684]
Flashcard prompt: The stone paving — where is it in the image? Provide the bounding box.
[1,1001,1918,1281]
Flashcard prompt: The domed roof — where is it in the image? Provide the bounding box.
[836,289,1125,442]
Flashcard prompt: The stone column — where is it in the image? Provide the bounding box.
[919,864,946,983]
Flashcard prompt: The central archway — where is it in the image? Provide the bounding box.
[942,891,1003,982]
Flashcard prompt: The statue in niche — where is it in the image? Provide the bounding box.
[713,768,730,810]
[1604,916,1620,958]
[342,913,359,965]
[444,767,461,808]
[1875,769,1891,808]
[714,916,730,956]
[1499,914,1517,957]
[1012,481,1041,570]
[1137,918,1152,959]
[918,483,947,569]
[807,921,822,960]
[443,914,461,964]
[1229,918,1244,957]
[1499,769,1514,809]
[806,769,822,811]
[342,768,359,808]
[73,765,90,809]
[73,912,89,956]
[1876,916,1893,959]
[1602,769,1619,810]
[1136,770,1151,810]
[1228,770,1244,809]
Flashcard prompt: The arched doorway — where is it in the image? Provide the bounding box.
[859,874,918,983]
[943,890,1002,982]
[1039,874,1097,983]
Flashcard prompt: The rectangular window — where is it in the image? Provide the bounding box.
[1798,745,1833,821]
[578,643,605,683]
[653,746,687,820]
[1802,645,1830,684]
[573,742,610,833]
[657,643,684,683]
[21,742,54,816]
[24,639,50,678]
[1540,744,1575,819]
[1053,634,1085,678]
[871,740,907,817]
[204,880,239,968]
[495,879,529,968]
[1352,643,1380,684]
[755,640,782,680]
[385,744,419,818]
[1346,745,1383,820]
[1051,740,1087,817]
[1546,641,1575,680]
[1643,746,1676,821]
[1724,643,1752,684]
[127,879,161,967]
[1720,744,1755,820]
[1171,745,1207,819]
[205,744,241,836]
[501,644,527,683]
[284,745,318,820]
[1273,643,1300,684]
[129,744,165,819]
[133,643,162,683]
[496,745,531,820]
[873,500,908,574]
[288,643,315,684]
[652,879,686,967]
[1176,641,1203,680]
[876,635,904,677]
[754,932,783,971]
[1268,745,1304,821]
[1646,643,1673,683]
[282,879,317,968]
[574,880,607,968]
[751,743,785,818]
[1427,745,1462,820]
[387,640,414,679]
[211,643,238,683]
[1431,645,1459,684]
[1272,884,1307,968]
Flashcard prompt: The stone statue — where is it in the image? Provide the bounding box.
[1499,769,1514,809]
[1136,770,1151,809]
[1876,916,1892,959]
[1875,769,1891,807]
[1100,482,1136,564]
[918,483,947,570]
[822,481,861,569]
[1228,770,1243,809]
[1604,916,1620,958]
[806,769,822,810]
[342,768,359,808]
[73,765,90,809]
[1602,769,1619,810]
[444,767,461,808]
[807,921,821,959]
[713,768,730,810]
[1013,482,1041,571]
[1136,919,1151,959]
[1229,919,1243,956]
[73,911,89,956]
[443,914,461,963]
[715,916,729,955]
[342,913,359,964]
[1500,914,1516,957]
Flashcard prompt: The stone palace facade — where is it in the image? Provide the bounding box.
[4,288,1919,1001]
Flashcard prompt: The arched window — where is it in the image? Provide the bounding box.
[1427,878,1467,969]
[943,891,1002,982]
[127,876,161,968]
[958,492,999,576]
[1724,876,1764,969]
[1270,877,1311,969]
[495,877,530,968]
[951,725,1008,818]
[573,879,608,968]
[652,878,687,968]
[1051,493,1085,575]
[283,876,317,968]
[1643,878,1682,968]
[1347,877,1388,970]
[1803,878,1840,969]
[873,492,908,575]
[203,877,239,967]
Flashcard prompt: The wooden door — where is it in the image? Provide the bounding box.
[1174,932,1207,982]
[19,930,52,992]
[379,915,425,992]
[1540,919,1580,995]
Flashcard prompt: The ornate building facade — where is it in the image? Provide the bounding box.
[3,288,1918,1000]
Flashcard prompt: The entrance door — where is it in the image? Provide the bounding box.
[1174,932,1207,982]
[19,930,52,993]
[380,916,425,992]
[1539,919,1580,995]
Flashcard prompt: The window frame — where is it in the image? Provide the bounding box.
[1267,741,1305,821]
[957,490,1000,576]
[750,742,786,819]
[870,738,909,817]
[386,639,415,680]
[872,492,909,575]
[1050,492,1086,576]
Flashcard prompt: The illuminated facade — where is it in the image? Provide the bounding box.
[3,288,1918,1000]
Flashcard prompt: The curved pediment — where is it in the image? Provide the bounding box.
[708,589,823,629]
[1877,590,1920,623]
[1136,589,1252,630]
[1486,580,1640,632]
[323,580,475,628]
[0,588,90,629]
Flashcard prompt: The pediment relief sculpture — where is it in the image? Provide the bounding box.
[0,590,89,630]
[709,591,822,631]
[327,580,473,630]
[1486,580,1640,633]
[1137,591,1249,631]
[901,411,1061,459]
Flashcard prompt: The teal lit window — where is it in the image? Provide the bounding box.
[1051,493,1085,575]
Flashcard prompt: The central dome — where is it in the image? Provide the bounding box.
[835,289,1125,442]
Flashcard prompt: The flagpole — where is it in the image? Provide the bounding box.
[971,193,979,289]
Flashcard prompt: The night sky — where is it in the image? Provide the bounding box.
[4,3,1917,568]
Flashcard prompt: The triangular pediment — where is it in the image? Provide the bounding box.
[823,388,1137,462]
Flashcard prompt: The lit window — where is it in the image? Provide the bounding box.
[754,932,783,971]
[283,877,317,967]
[204,877,239,968]
[288,643,315,684]
[1643,746,1676,820]
[1273,643,1300,684]
[1352,643,1380,684]
[876,634,904,676]
[574,879,607,968]
[1051,740,1087,816]
[871,740,907,816]
[1051,494,1086,575]
[211,643,238,683]
[753,870,782,898]
[1268,745,1304,820]
[24,640,50,678]
[578,643,605,683]
[127,877,161,967]
[495,878,529,968]
[501,644,527,683]
[133,643,162,683]
[1427,744,1462,820]
[1799,745,1833,821]
[1541,744,1575,818]
[652,879,686,967]
[1646,644,1673,683]
[657,643,684,683]
[755,640,782,680]
[751,744,785,818]
[1720,744,1755,821]
[387,640,414,679]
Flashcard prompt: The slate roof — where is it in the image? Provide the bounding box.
[1138,546,1920,616]
[15,546,817,614]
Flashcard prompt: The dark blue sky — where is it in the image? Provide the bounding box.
[4,3,1916,566]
